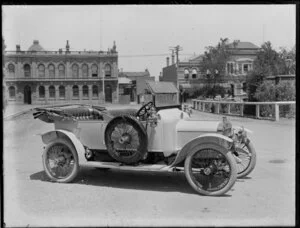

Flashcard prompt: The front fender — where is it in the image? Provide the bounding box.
[41,130,86,165]
[170,133,233,167]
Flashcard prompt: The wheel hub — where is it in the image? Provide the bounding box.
[119,133,131,144]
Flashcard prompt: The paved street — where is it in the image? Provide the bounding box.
[3,107,295,226]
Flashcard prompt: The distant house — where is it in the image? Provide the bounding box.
[118,69,153,102]
[161,41,260,100]
[142,80,179,106]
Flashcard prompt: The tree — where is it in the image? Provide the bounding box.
[245,41,294,101]
[201,38,231,80]
[252,41,286,77]
[200,38,232,97]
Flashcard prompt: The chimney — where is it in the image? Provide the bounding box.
[66,40,70,53]
[166,57,170,66]
[171,52,175,65]
[16,45,21,52]
[33,40,39,45]
[59,48,62,54]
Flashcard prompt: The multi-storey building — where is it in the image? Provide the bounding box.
[4,40,119,105]
[161,41,260,99]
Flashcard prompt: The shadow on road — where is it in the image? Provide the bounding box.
[29,167,233,197]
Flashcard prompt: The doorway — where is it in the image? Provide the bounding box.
[105,84,112,103]
[24,85,32,104]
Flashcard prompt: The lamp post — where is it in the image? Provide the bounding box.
[102,69,105,103]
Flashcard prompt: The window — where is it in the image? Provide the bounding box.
[72,64,79,78]
[192,69,197,79]
[184,69,189,79]
[227,63,235,74]
[8,64,15,74]
[105,64,111,77]
[24,64,31,77]
[243,64,252,73]
[38,64,45,77]
[91,64,98,77]
[82,64,88,78]
[49,85,55,98]
[238,63,242,74]
[48,64,55,78]
[242,82,247,92]
[59,86,65,98]
[72,85,79,98]
[83,85,89,98]
[58,64,65,78]
[9,86,15,98]
[92,85,98,97]
[39,86,45,98]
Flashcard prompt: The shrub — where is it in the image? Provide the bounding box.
[254,80,295,118]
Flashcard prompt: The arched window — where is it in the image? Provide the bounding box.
[58,64,65,78]
[72,85,79,98]
[59,86,65,98]
[8,64,15,74]
[39,86,45,98]
[49,85,55,98]
[184,68,189,79]
[24,64,31,77]
[105,64,111,77]
[38,64,45,77]
[92,85,98,98]
[82,64,88,78]
[192,68,197,79]
[9,86,15,98]
[83,85,89,98]
[48,64,55,78]
[72,64,79,78]
[91,64,98,77]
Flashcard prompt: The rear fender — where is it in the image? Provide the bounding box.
[41,130,86,165]
[170,133,233,167]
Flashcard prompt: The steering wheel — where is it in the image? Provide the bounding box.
[136,101,155,121]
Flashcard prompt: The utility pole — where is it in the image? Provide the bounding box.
[169,45,183,64]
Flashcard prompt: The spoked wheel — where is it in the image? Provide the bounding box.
[105,116,148,164]
[42,138,79,183]
[234,141,256,178]
[184,144,237,196]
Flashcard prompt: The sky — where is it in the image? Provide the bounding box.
[2,5,296,80]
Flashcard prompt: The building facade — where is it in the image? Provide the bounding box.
[4,40,119,105]
[161,41,260,99]
[118,69,153,103]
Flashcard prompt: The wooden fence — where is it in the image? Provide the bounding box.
[192,99,296,121]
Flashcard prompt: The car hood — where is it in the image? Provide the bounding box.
[176,119,220,132]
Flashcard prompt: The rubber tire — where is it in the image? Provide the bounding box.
[42,138,79,183]
[105,115,148,164]
[237,141,257,178]
[184,143,237,196]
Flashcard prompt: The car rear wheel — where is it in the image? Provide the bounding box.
[42,138,79,183]
[235,141,256,178]
[184,143,237,196]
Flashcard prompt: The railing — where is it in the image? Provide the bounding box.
[5,50,118,56]
[192,99,296,121]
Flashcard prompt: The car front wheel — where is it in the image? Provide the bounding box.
[42,138,79,183]
[184,143,237,196]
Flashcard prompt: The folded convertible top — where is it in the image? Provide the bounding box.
[33,104,106,123]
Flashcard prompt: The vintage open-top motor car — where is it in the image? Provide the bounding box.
[33,102,256,196]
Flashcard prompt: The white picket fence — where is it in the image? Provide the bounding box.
[192,99,296,121]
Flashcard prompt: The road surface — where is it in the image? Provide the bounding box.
[3,109,295,226]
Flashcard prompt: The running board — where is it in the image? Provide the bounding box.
[81,161,175,172]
